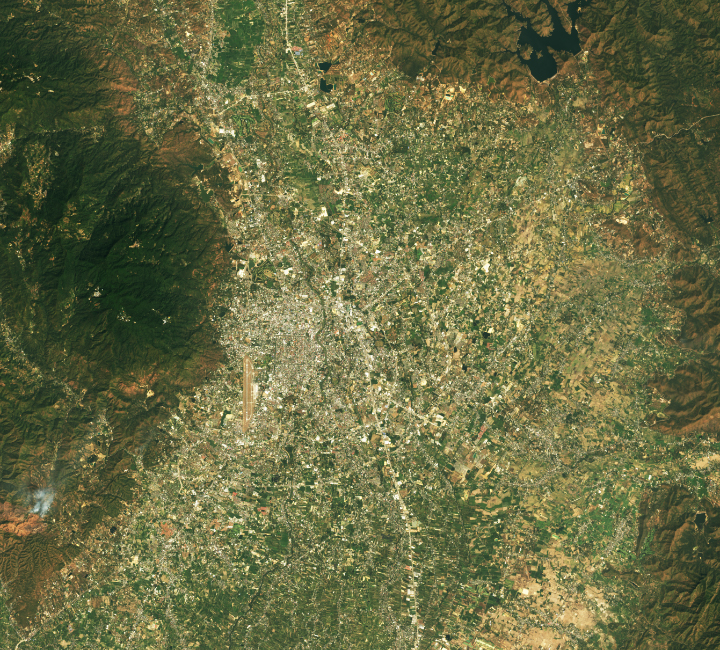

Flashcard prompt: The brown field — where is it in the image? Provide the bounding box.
[243,356,254,433]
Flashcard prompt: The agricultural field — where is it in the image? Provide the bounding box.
[0,0,719,649]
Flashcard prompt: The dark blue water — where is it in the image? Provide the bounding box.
[504,0,590,82]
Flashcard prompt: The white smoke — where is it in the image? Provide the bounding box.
[30,488,55,516]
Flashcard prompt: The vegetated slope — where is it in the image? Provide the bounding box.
[0,1,229,624]
[579,1,720,439]
[307,1,720,649]
[581,0,720,242]
[529,2,720,648]
[309,0,589,94]
[650,266,720,436]
[617,486,720,650]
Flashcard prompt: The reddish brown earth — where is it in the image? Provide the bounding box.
[318,0,720,438]
[0,0,231,624]
[309,0,548,98]
[0,504,46,538]
[307,2,720,648]
[625,487,720,650]
[577,1,720,437]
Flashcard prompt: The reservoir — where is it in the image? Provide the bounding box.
[505,0,589,82]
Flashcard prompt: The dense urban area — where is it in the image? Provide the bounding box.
[0,0,719,649]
